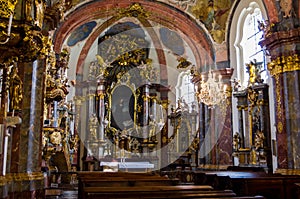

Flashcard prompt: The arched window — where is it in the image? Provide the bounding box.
[240,9,267,88]
[175,71,196,110]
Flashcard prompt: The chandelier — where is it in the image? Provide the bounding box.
[196,70,227,108]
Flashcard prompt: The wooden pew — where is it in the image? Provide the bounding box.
[83,185,236,199]
[78,172,266,199]
[193,170,300,199]
[78,172,180,198]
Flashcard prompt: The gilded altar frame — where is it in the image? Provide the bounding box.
[107,72,137,133]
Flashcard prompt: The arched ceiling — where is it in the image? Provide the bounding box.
[53,0,215,81]
[52,0,279,84]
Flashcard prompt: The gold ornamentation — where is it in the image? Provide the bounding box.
[267,54,300,76]
[40,35,52,59]
[160,99,170,111]
[8,64,23,111]
[176,56,191,69]
[34,0,46,29]
[162,136,167,144]
[277,121,283,133]
[246,60,264,86]
[0,0,17,18]
[19,27,44,61]
[0,175,9,186]
[88,114,99,140]
[247,87,258,109]
[49,130,62,145]
[96,54,112,78]
[7,172,44,181]
[275,168,300,175]
[117,3,150,19]
[254,130,265,150]
[232,132,241,151]
[45,47,70,102]
[97,93,105,100]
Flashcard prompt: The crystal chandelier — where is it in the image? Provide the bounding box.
[196,70,227,108]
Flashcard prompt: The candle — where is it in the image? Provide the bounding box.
[223,84,227,92]
[8,14,13,35]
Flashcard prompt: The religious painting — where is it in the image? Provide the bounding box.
[110,85,135,131]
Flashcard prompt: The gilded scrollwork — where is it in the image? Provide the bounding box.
[254,130,265,150]
[20,28,44,61]
[49,130,62,145]
[117,3,150,19]
[0,0,17,18]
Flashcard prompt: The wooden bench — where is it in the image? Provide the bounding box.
[77,172,266,199]
[83,185,236,199]
[78,172,181,198]
[193,170,300,199]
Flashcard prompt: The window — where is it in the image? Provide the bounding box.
[240,8,267,88]
[175,71,196,111]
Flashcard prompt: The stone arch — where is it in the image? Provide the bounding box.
[53,0,215,79]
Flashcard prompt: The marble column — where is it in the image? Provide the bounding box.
[141,82,150,154]
[260,27,300,174]
[159,85,169,168]
[96,78,106,158]
[9,60,45,197]
[233,91,248,148]
[214,68,233,167]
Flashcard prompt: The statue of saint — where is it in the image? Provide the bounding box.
[88,114,98,140]
[34,0,45,29]
[9,66,23,111]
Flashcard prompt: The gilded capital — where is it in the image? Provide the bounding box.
[268,54,300,76]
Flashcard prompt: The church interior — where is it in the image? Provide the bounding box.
[0,0,300,198]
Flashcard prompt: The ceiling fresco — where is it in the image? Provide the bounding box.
[67,21,97,46]
[54,1,216,80]
[64,0,232,45]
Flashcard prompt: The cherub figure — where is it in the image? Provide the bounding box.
[254,130,265,150]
